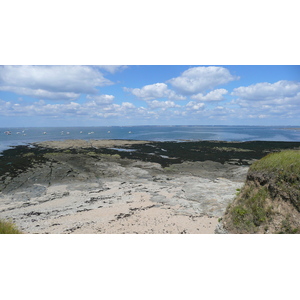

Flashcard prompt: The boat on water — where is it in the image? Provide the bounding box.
[4,131,11,135]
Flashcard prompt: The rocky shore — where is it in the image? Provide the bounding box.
[1,139,299,234]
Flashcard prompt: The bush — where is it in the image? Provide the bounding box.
[0,219,22,234]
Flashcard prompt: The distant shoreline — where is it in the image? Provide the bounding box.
[1,125,300,155]
[282,127,300,131]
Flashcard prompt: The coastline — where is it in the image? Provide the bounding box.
[1,139,300,234]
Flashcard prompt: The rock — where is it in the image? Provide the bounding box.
[214,221,228,234]
[5,140,296,233]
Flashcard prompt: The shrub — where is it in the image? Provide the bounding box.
[0,219,23,234]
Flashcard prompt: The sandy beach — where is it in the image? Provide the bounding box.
[5,137,299,234]
[0,139,253,234]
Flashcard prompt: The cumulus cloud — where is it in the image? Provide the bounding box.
[1,66,299,125]
[227,95,300,121]
[231,80,300,101]
[86,94,115,105]
[230,80,300,121]
[186,101,205,111]
[191,89,228,101]
[117,102,136,110]
[147,100,180,109]
[0,97,139,119]
[124,83,186,101]
[100,102,135,116]
[0,86,80,101]
[167,66,239,94]
[0,65,113,100]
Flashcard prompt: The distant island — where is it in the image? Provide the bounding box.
[282,127,300,131]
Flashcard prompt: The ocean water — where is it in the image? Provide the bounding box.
[1,125,300,154]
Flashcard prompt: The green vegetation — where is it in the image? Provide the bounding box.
[235,188,241,196]
[43,152,62,157]
[224,150,300,233]
[250,150,300,178]
[22,152,35,158]
[0,219,23,234]
[251,150,300,211]
[226,186,274,233]
[99,153,121,159]
[86,151,97,156]
[212,147,253,152]
[279,216,299,234]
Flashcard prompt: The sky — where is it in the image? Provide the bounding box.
[0,65,299,127]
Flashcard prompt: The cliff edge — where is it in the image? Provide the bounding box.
[220,150,300,234]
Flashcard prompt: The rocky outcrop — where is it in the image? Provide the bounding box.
[0,146,248,233]
[1,141,300,234]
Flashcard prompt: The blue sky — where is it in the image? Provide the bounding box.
[0,65,299,127]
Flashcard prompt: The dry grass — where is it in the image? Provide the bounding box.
[0,219,23,234]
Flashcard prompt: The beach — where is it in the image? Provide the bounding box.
[1,139,299,234]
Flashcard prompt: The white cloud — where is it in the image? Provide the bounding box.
[186,101,205,111]
[0,65,113,100]
[167,66,239,94]
[124,83,186,101]
[86,94,115,105]
[227,97,300,121]
[147,100,180,109]
[229,80,300,121]
[0,97,138,118]
[191,89,228,101]
[231,80,300,101]
[0,86,80,101]
[258,114,268,119]
[120,102,135,109]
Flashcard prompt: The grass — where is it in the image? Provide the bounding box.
[251,149,300,211]
[224,150,300,233]
[0,219,23,234]
[228,186,274,232]
[250,150,300,179]
[278,216,299,234]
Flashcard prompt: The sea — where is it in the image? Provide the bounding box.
[1,125,300,154]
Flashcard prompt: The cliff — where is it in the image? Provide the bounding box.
[220,150,300,234]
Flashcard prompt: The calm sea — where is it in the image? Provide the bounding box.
[1,125,300,154]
